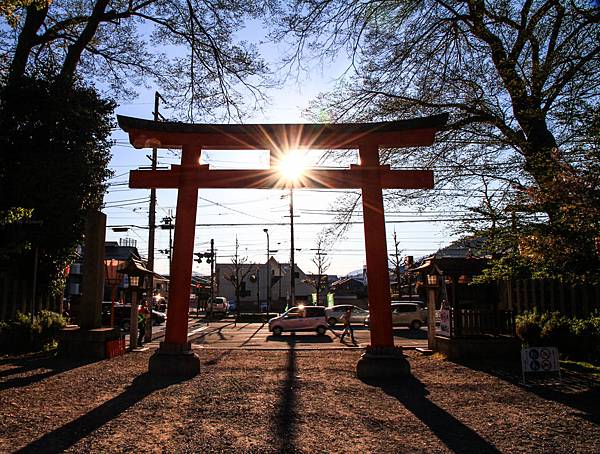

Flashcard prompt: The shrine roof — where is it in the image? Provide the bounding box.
[117,113,448,150]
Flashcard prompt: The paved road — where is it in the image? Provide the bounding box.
[183,318,428,350]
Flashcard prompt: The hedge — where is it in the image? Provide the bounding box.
[0,311,67,354]
[515,311,600,363]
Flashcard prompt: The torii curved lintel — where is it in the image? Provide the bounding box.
[117,113,449,150]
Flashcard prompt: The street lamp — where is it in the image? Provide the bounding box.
[104,258,125,327]
[263,228,270,314]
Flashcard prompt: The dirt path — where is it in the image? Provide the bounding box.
[0,349,598,453]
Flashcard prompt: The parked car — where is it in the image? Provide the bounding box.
[206,296,228,314]
[268,305,329,336]
[152,294,167,312]
[101,302,167,331]
[394,299,426,309]
[364,302,426,330]
[324,305,369,326]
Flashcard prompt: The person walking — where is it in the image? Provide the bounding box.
[340,307,355,343]
[138,301,149,347]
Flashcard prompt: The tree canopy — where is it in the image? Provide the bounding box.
[0,76,114,293]
[1,0,272,119]
[274,0,600,282]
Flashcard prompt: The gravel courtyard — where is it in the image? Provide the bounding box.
[0,348,598,453]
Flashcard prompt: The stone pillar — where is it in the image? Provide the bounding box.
[79,210,106,330]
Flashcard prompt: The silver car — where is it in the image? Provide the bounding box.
[365,302,426,330]
[324,305,369,327]
[268,305,329,336]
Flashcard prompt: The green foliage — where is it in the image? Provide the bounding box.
[515,311,545,347]
[515,311,600,364]
[0,76,114,296]
[0,310,66,354]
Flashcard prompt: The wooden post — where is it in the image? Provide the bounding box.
[129,290,138,350]
[427,286,437,350]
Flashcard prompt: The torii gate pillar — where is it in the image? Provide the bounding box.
[148,146,202,376]
[356,144,410,380]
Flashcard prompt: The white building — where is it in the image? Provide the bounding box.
[215,257,314,312]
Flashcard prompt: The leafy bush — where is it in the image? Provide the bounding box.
[540,313,572,350]
[515,312,544,346]
[0,311,66,354]
[515,311,600,363]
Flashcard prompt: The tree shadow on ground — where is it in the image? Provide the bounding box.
[204,350,231,366]
[240,323,266,347]
[366,375,501,454]
[458,359,600,425]
[14,372,188,453]
[272,341,299,453]
[0,354,95,391]
[267,334,333,344]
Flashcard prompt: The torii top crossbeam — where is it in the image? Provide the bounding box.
[118,113,448,150]
[118,113,448,360]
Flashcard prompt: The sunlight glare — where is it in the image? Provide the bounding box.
[278,150,306,181]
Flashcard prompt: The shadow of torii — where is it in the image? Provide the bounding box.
[366,376,501,454]
[14,373,188,453]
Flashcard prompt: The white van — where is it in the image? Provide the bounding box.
[206,296,228,314]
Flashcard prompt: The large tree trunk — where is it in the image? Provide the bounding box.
[59,0,110,82]
[8,4,48,84]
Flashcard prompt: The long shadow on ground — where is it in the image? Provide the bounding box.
[369,376,501,454]
[0,354,95,391]
[14,373,187,454]
[267,334,333,344]
[459,359,600,425]
[272,341,299,453]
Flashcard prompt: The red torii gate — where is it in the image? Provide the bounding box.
[118,113,448,378]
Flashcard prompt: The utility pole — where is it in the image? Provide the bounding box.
[289,187,296,307]
[393,230,402,298]
[194,239,215,316]
[263,228,270,314]
[160,211,174,277]
[210,239,215,302]
[146,91,162,342]
[255,265,260,312]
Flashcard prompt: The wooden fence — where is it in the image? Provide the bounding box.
[448,279,599,337]
[496,279,600,318]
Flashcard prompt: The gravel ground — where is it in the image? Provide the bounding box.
[0,348,598,453]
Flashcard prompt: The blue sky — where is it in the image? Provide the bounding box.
[103,19,458,277]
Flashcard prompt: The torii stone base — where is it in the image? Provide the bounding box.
[356,346,411,381]
[148,342,200,377]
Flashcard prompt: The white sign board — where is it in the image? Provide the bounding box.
[437,309,451,336]
[521,347,561,384]
[521,347,560,372]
